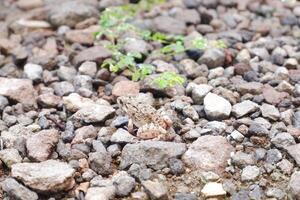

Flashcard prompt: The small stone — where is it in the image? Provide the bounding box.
[265,187,285,199]
[85,186,115,200]
[260,103,280,121]
[12,160,75,193]
[0,95,8,111]
[231,152,255,167]
[112,171,136,197]
[241,166,260,182]
[26,129,59,162]
[112,81,140,97]
[168,158,185,175]
[153,16,186,35]
[72,46,112,66]
[266,149,282,164]
[201,171,220,182]
[52,81,75,96]
[248,122,269,136]
[142,180,168,200]
[284,58,298,69]
[1,178,38,200]
[57,66,77,81]
[229,130,245,142]
[122,38,150,55]
[237,82,263,95]
[0,148,22,168]
[289,171,300,199]
[37,93,61,108]
[262,85,288,105]
[201,182,226,198]
[65,29,94,45]
[183,135,234,174]
[203,93,232,120]
[71,125,97,144]
[175,193,197,200]
[277,159,293,175]
[110,128,137,143]
[286,144,300,166]
[78,61,97,77]
[271,132,295,149]
[189,83,213,104]
[89,151,112,176]
[24,63,43,82]
[198,48,225,69]
[232,100,259,118]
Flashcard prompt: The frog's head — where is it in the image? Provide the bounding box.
[117,96,133,113]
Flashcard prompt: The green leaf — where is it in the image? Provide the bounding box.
[192,37,208,49]
[161,41,185,55]
[152,72,185,89]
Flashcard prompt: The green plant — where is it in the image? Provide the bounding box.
[152,72,185,89]
[132,64,155,81]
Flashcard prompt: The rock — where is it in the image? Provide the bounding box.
[175,193,198,200]
[16,0,43,10]
[72,46,111,66]
[12,160,75,193]
[57,66,77,81]
[241,166,260,182]
[71,125,97,144]
[1,178,38,200]
[248,122,269,136]
[203,93,232,120]
[48,1,98,27]
[65,29,94,45]
[293,111,300,129]
[286,144,300,166]
[271,132,295,149]
[237,82,263,95]
[0,78,37,109]
[232,100,259,118]
[284,58,298,69]
[182,135,234,174]
[37,93,61,108]
[120,141,186,170]
[260,103,280,121]
[234,62,251,75]
[229,130,245,142]
[188,83,213,104]
[266,149,282,164]
[0,148,22,168]
[72,104,115,124]
[201,182,226,198]
[265,187,285,199]
[198,48,225,68]
[153,16,186,35]
[89,151,112,176]
[112,171,136,197]
[262,85,288,105]
[289,171,300,199]
[112,81,140,97]
[52,81,75,96]
[175,9,200,24]
[85,186,115,200]
[142,180,168,200]
[26,129,59,162]
[78,61,97,77]
[277,159,293,175]
[231,152,255,167]
[168,158,185,175]
[110,128,137,143]
[23,63,43,82]
[122,38,150,55]
[208,66,224,79]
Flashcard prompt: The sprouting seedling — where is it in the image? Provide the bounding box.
[132,64,155,81]
[152,72,185,89]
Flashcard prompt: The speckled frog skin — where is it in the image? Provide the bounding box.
[117,96,173,140]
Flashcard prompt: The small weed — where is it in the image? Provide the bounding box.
[152,72,185,89]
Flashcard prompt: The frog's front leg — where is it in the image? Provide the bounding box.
[137,123,167,140]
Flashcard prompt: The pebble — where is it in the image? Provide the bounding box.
[110,128,137,143]
[260,103,280,121]
[0,148,22,168]
[232,100,259,118]
[286,144,300,166]
[1,178,38,200]
[198,48,225,69]
[78,61,97,77]
[112,171,136,197]
[203,92,232,120]
[23,63,43,82]
[201,182,226,198]
[289,171,300,199]
[112,81,140,97]
[142,180,168,200]
[241,166,260,182]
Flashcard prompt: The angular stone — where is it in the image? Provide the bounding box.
[289,171,300,199]
[120,141,186,170]
[26,129,59,162]
[286,144,300,166]
[0,148,22,168]
[204,93,232,120]
[72,104,115,123]
[201,182,226,198]
[232,100,259,118]
[0,78,37,109]
[237,82,263,95]
[72,46,111,66]
[260,103,280,121]
[153,16,186,35]
[85,186,115,200]
[1,178,38,200]
[142,180,168,200]
[12,160,75,193]
[198,48,225,69]
[112,81,140,97]
[182,135,234,174]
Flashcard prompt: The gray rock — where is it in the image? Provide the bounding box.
[231,190,250,200]
[0,95,8,111]
[254,148,266,161]
[277,159,293,175]
[241,166,260,182]
[85,186,115,200]
[265,187,285,199]
[289,171,300,199]
[122,38,150,55]
[72,104,115,124]
[26,129,59,162]
[0,148,22,168]
[174,193,198,200]
[48,1,98,27]
[52,81,75,96]
[248,122,269,136]
[271,132,295,149]
[78,61,97,77]
[112,171,136,197]
[168,158,185,175]
[110,128,137,143]
[189,83,213,104]
[71,125,97,144]
[180,59,209,79]
[231,151,255,167]
[249,185,263,200]
[11,160,75,193]
[286,144,300,166]
[72,46,112,66]
[229,130,244,142]
[266,149,282,164]
[0,78,37,109]
[128,164,152,182]
[237,82,263,95]
[24,63,43,82]
[153,16,186,35]
[1,178,38,200]
[203,93,232,120]
[293,111,300,129]
[183,135,234,174]
[260,103,280,121]
[89,150,112,176]
[142,180,168,200]
[57,66,77,81]
[120,141,186,170]
[107,144,121,157]
[232,100,259,118]
[198,48,225,69]
[73,75,93,91]
[182,105,199,121]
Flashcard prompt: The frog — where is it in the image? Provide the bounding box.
[117,96,174,140]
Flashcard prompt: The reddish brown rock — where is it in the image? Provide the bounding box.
[262,85,289,105]
[112,81,140,97]
[182,135,234,175]
[234,62,251,75]
[65,29,94,45]
[37,93,61,108]
[72,46,111,66]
